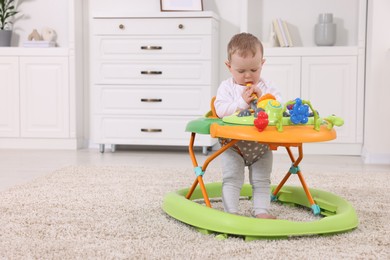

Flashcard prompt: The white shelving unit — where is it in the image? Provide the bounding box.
[0,0,84,149]
[239,0,367,155]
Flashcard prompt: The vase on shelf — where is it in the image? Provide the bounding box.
[314,13,336,46]
[0,30,12,47]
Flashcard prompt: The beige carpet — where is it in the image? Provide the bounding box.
[0,164,389,259]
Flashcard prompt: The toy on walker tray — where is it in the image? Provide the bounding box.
[223,94,344,132]
[162,95,357,241]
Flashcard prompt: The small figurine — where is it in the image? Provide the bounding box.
[28,29,42,41]
[41,27,57,42]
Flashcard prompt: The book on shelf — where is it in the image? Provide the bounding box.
[23,41,56,48]
[282,19,293,47]
[272,18,293,47]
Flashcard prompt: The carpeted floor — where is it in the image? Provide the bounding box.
[0,165,389,259]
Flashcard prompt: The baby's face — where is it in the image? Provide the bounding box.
[226,49,264,86]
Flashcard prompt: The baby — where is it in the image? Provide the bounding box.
[214,32,282,219]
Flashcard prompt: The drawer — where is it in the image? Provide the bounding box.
[92,36,211,60]
[92,18,214,35]
[91,85,210,115]
[91,115,216,146]
[92,61,211,85]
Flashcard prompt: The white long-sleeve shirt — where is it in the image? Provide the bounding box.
[214,78,282,118]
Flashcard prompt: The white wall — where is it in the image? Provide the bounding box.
[12,0,68,47]
[203,0,241,81]
[362,0,390,164]
[244,0,360,47]
[87,0,159,14]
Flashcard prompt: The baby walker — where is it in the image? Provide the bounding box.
[162,95,358,240]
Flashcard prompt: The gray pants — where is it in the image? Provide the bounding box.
[220,142,273,216]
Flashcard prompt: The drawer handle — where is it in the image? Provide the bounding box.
[141,128,162,133]
[141,71,162,75]
[141,98,162,102]
[178,24,184,29]
[141,46,162,50]
[118,24,125,30]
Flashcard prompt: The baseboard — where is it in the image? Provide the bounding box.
[0,138,84,150]
[361,148,390,164]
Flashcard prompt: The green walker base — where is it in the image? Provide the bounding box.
[163,183,358,240]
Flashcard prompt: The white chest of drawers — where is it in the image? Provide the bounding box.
[89,13,219,152]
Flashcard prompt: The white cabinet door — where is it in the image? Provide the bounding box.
[0,57,20,137]
[301,56,358,144]
[261,56,301,101]
[19,57,70,138]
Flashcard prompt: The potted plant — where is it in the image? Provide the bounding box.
[0,0,19,46]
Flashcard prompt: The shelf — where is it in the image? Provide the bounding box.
[0,47,69,56]
[92,11,219,20]
[264,46,360,57]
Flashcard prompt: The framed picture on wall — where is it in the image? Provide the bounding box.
[160,0,203,11]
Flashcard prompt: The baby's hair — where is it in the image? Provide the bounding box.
[227,32,264,61]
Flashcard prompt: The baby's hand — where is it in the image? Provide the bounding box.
[252,86,262,99]
[242,87,256,104]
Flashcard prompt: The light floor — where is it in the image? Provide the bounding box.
[1,147,389,192]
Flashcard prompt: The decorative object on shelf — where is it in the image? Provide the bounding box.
[41,27,57,42]
[314,13,336,46]
[0,0,19,46]
[23,27,56,47]
[160,0,203,11]
[23,40,55,48]
[0,26,11,46]
[263,24,278,48]
[27,29,42,41]
[272,18,293,47]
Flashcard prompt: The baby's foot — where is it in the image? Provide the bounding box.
[255,213,277,219]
